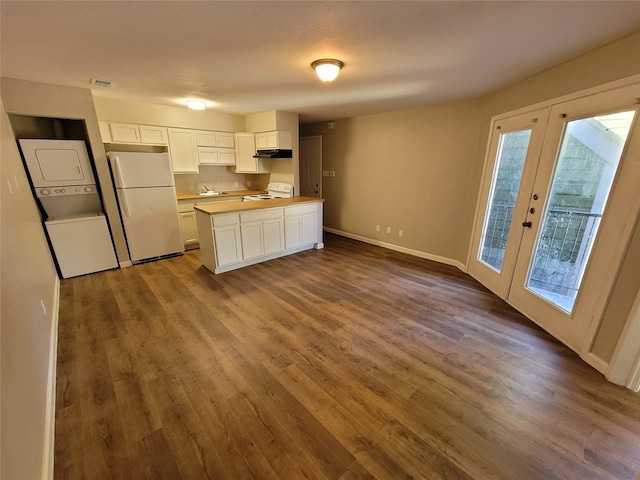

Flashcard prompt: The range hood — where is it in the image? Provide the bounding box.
[253,149,293,159]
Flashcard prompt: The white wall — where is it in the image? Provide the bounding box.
[0,99,59,480]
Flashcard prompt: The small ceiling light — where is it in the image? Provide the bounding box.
[186,100,206,110]
[311,59,344,82]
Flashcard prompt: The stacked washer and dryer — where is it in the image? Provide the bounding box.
[19,139,118,278]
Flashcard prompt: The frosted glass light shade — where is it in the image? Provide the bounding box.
[311,59,344,82]
[186,100,206,110]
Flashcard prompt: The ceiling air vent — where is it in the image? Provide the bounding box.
[90,78,112,87]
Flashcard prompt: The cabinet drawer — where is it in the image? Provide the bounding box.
[212,213,240,227]
[178,201,195,213]
[240,208,283,223]
[285,203,317,216]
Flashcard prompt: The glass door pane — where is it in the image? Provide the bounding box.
[526,110,636,313]
[479,129,531,272]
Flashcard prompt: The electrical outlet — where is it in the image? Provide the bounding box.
[386,227,391,234]
[399,230,403,237]
[235,181,239,187]
[376,225,380,232]
[323,170,330,177]
[247,180,252,187]
[328,122,334,129]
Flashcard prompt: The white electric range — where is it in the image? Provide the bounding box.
[243,182,294,201]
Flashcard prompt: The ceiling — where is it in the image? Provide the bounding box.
[2,1,639,124]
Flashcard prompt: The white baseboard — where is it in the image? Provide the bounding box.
[323,227,466,271]
[119,260,133,268]
[42,277,60,480]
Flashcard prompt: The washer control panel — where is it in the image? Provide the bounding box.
[36,184,97,198]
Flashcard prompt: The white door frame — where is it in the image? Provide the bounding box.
[606,289,640,391]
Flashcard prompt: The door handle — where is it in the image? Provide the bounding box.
[522,221,532,228]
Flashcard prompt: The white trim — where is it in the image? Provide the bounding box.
[627,359,640,392]
[582,351,610,375]
[42,277,60,480]
[324,227,466,271]
[119,260,133,268]
[607,288,640,388]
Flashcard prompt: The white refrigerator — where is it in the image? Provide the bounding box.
[108,152,184,263]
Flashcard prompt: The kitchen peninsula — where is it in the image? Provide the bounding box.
[195,197,324,273]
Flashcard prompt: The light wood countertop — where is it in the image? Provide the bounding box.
[194,196,324,215]
[177,189,266,202]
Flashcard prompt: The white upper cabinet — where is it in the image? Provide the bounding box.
[167,128,199,174]
[216,132,235,148]
[197,147,236,166]
[195,130,236,148]
[104,122,168,145]
[254,131,292,150]
[139,125,168,145]
[195,130,217,147]
[234,133,270,174]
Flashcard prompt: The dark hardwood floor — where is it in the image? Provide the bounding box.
[55,233,640,479]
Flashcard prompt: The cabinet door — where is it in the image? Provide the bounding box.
[216,132,235,148]
[234,133,258,173]
[285,216,302,249]
[217,150,236,165]
[255,132,276,150]
[263,218,284,254]
[214,225,242,266]
[301,213,318,244]
[195,130,217,147]
[110,123,140,143]
[139,125,168,145]
[198,147,219,164]
[241,222,264,259]
[179,211,199,247]
[167,129,199,173]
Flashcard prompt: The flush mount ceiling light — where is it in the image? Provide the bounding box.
[186,100,206,110]
[311,59,344,82]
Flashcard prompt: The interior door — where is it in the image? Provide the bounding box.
[300,136,322,198]
[468,108,549,297]
[471,81,640,352]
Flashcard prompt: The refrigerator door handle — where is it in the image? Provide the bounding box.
[120,189,132,218]
[113,155,126,188]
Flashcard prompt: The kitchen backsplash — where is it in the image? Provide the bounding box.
[173,167,270,193]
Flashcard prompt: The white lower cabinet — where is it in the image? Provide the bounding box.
[178,201,199,249]
[241,222,264,259]
[212,214,242,267]
[196,201,323,274]
[240,208,284,259]
[285,203,318,249]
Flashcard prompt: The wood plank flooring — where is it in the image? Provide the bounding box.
[55,233,640,479]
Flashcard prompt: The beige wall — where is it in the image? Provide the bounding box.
[301,99,482,263]
[1,78,130,263]
[93,96,246,131]
[1,99,58,479]
[301,30,640,363]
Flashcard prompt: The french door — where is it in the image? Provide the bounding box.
[470,82,640,351]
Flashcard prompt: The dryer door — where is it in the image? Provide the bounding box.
[19,139,95,187]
